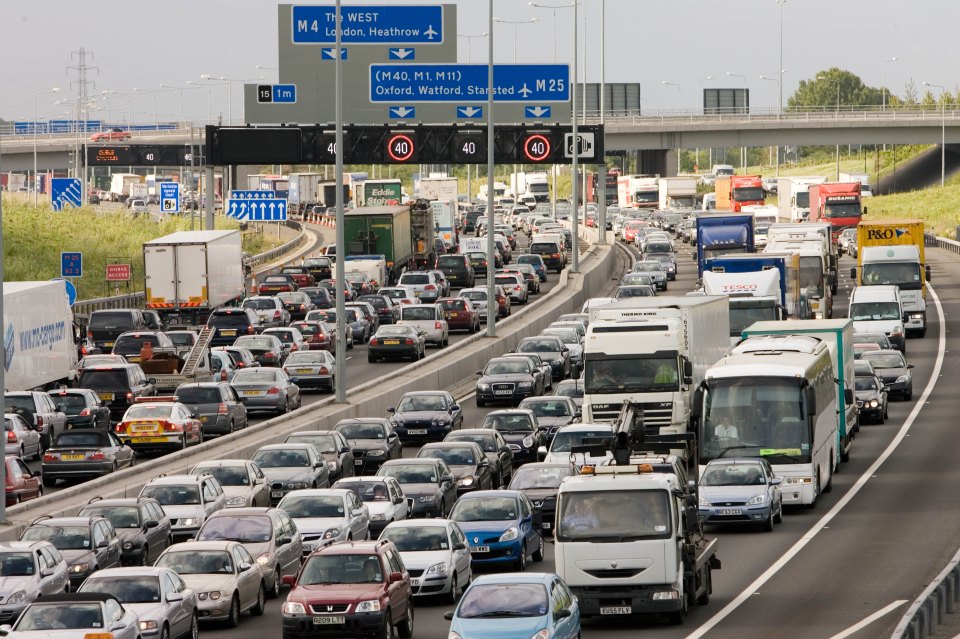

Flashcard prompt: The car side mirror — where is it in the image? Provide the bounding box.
[452,542,466,551]
[926,265,932,281]
[406,497,415,511]
[389,571,404,584]
[844,388,855,406]
[144,520,159,529]
[277,536,292,547]
[443,611,455,621]
[849,267,857,279]
[166,592,184,603]
[97,540,109,549]
[148,378,157,385]
[882,386,891,393]
[39,567,53,578]
[537,446,547,461]
[440,474,454,484]
[282,574,297,587]
[555,608,573,620]
[32,470,42,478]
[907,364,914,369]
[239,562,253,572]
[771,478,783,485]
[450,404,460,412]
[387,407,396,413]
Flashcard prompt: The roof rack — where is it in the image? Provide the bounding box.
[86,496,103,505]
[29,515,53,526]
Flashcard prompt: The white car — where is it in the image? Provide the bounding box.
[378,518,472,602]
[277,489,370,554]
[397,271,443,302]
[333,476,412,535]
[538,423,614,468]
[242,296,290,328]
[378,286,421,306]
[139,474,227,541]
[397,303,449,347]
[459,288,491,321]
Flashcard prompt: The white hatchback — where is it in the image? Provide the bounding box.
[398,303,449,347]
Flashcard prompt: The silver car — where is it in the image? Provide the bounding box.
[332,477,412,535]
[195,508,303,600]
[1,593,140,638]
[241,296,290,328]
[19,516,123,590]
[632,260,669,290]
[397,270,443,302]
[3,414,41,460]
[190,459,271,508]
[276,488,370,554]
[281,350,336,393]
[231,367,301,415]
[379,519,472,602]
[252,443,332,505]
[0,541,69,625]
[284,431,355,483]
[155,540,265,627]
[79,566,199,639]
[139,474,227,542]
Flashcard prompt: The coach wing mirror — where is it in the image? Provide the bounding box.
[844,388,855,406]
[863,206,868,215]
[682,359,694,385]
[926,265,932,281]
[804,386,816,416]
[849,266,857,279]
[690,386,704,420]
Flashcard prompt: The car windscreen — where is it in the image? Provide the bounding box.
[197,515,272,543]
[336,423,386,440]
[80,575,161,603]
[419,447,477,466]
[278,494,344,518]
[21,525,91,550]
[77,370,128,388]
[140,484,200,505]
[156,550,233,575]
[175,387,221,404]
[510,466,571,489]
[379,526,448,552]
[378,465,438,483]
[286,434,338,454]
[253,449,311,468]
[451,496,517,522]
[80,505,141,529]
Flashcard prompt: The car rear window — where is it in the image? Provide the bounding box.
[530,242,559,253]
[439,299,468,311]
[400,273,430,285]
[208,312,252,327]
[54,432,107,447]
[113,334,161,354]
[401,306,437,321]
[78,369,129,388]
[175,387,222,404]
[437,255,466,268]
[50,394,88,414]
[90,311,135,330]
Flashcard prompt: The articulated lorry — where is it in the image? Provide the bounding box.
[342,200,436,283]
[419,176,458,249]
[659,176,698,210]
[808,182,864,240]
[287,172,322,212]
[715,175,765,212]
[764,239,833,320]
[4,281,79,390]
[617,175,659,209]
[702,253,805,332]
[839,171,872,197]
[143,230,246,325]
[741,319,857,465]
[583,296,730,437]
[851,219,929,337]
[317,181,350,209]
[775,176,828,222]
[695,214,755,277]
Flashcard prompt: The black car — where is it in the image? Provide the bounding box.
[388,391,463,443]
[318,278,355,302]
[862,350,913,400]
[479,409,545,466]
[855,374,889,424]
[507,462,580,536]
[232,334,287,367]
[368,325,426,362]
[517,396,579,438]
[78,496,173,566]
[87,309,149,351]
[334,418,403,474]
[174,381,248,437]
[206,307,262,346]
[516,336,571,381]
[76,364,157,421]
[302,257,333,281]
[436,254,476,289]
[358,294,400,325]
[376,458,458,518]
[48,388,112,430]
[300,286,333,310]
[443,428,514,489]
[476,357,545,407]
[417,442,494,494]
[528,240,566,273]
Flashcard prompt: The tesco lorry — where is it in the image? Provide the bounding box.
[702,268,784,345]
[702,254,805,329]
[3,281,79,390]
[583,296,730,440]
[851,219,929,337]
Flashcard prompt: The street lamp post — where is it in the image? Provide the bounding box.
[457,33,487,63]
[32,87,59,206]
[777,0,786,117]
[882,57,898,110]
[922,82,946,187]
[492,17,537,62]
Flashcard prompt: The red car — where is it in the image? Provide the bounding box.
[438,297,480,333]
[258,273,299,294]
[281,539,414,639]
[290,320,336,353]
[6,456,42,506]
[494,285,511,318]
[281,266,317,288]
[90,128,131,142]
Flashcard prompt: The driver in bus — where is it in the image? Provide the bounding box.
[712,406,742,440]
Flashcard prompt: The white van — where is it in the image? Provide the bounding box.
[398,303,449,347]
[849,285,906,352]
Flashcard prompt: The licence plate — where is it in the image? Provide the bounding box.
[717,508,742,515]
[411,578,421,587]
[415,291,422,297]
[242,390,265,396]
[354,459,364,465]
[542,522,551,529]
[312,617,345,625]
[271,491,284,499]
[384,340,400,345]
[295,368,314,374]
[200,416,209,422]
[494,390,512,396]
[103,342,115,348]
[132,422,159,432]
[132,436,169,443]
[601,607,632,615]
[448,312,458,317]
[472,546,490,553]
[61,454,85,461]
[98,393,114,401]
[221,330,237,337]
[407,429,427,435]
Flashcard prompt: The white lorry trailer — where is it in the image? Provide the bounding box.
[3,281,78,390]
[775,176,828,222]
[658,176,698,210]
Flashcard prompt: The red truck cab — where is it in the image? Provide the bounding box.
[808,182,864,240]
[730,175,766,212]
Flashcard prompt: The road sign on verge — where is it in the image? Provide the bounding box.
[60,252,82,278]
[292,5,443,44]
[564,132,596,159]
[227,198,288,221]
[51,178,82,211]
[106,264,131,282]
[51,278,77,307]
[257,84,298,104]
[370,64,569,103]
[159,182,180,213]
[230,190,277,200]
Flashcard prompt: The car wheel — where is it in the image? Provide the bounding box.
[250,583,266,616]
[268,569,281,599]
[180,435,188,451]
[773,501,783,524]
[516,544,527,571]
[762,514,774,532]
[906,386,913,401]
[226,593,241,628]
[476,397,485,408]
[188,612,199,639]
[159,624,170,639]
[17,445,23,459]
[532,534,545,562]
[368,354,377,363]
[378,611,394,639]
[448,573,459,603]
[397,602,414,639]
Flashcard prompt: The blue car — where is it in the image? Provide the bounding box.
[517,254,548,283]
[444,572,580,639]
[698,457,783,531]
[449,490,544,571]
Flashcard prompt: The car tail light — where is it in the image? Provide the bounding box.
[515,286,522,291]
[435,321,443,329]
[370,338,379,346]
[247,325,255,334]
[218,402,229,415]
[126,392,134,401]
[552,253,561,258]
[425,285,436,291]
[236,362,246,368]
[300,304,306,311]
[274,311,282,320]
[404,338,414,345]
[36,416,44,427]
[319,367,329,375]
[115,423,128,434]
[267,386,281,394]
[220,369,228,381]
[291,344,299,352]
[264,352,275,359]
[87,329,94,338]
[6,432,16,443]
[162,420,182,432]
[43,453,58,462]
[79,408,91,417]
[88,452,106,461]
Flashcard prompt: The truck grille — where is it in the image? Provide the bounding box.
[310,604,350,614]
[583,568,645,579]
[590,401,672,425]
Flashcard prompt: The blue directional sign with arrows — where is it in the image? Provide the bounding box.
[525,105,552,119]
[292,5,443,44]
[227,198,288,221]
[230,190,276,200]
[388,106,416,119]
[389,47,415,60]
[321,48,348,60]
[457,106,483,119]
[51,177,82,211]
[370,64,569,103]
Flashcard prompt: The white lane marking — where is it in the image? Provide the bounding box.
[457,390,478,403]
[827,600,908,639]
[686,284,946,639]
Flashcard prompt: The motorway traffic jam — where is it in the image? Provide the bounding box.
[0,167,937,639]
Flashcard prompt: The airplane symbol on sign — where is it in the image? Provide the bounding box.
[519,83,532,98]
[425,25,437,40]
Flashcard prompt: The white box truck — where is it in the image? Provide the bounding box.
[583,296,730,440]
[288,172,321,212]
[143,230,245,325]
[776,176,828,222]
[3,281,78,390]
[839,171,872,197]
[420,176,459,249]
[658,176,698,210]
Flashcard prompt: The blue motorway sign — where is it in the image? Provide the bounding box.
[457,106,483,119]
[321,47,348,60]
[388,106,416,119]
[51,177,82,211]
[160,182,180,213]
[370,64,569,103]
[230,190,276,200]
[60,252,82,278]
[257,84,298,104]
[292,5,443,44]
[227,198,288,221]
[525,105,552,119]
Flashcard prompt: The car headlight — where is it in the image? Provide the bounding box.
[522,435,535,448]
[122,542,134,550]
[287,481,309,489]
[698,497,711,507]
[517,381,533,389]
[226,496,247,506]
[425,562,448,575]
[323,528,342,540]
[449,632,464,639]
[70,563,90,574]
[896,375,910,383]
[457,476,475,487]
[529,629,551,639]
[418,495,437,503]
[355,599,382,613]
[499,527,519,542]
[891,326,903,335]
[477,383,491,391]
[746,494,766,506]
[371,513,385,521]
[283,601,307,615]
[202,591,222,601]
[257,552,271,565]
[6,591,26,605]
[869,399,879,408]
[910,313,924,320]
[327,461,338,470]
[366,450,385,457]
[139,620,159,631]
[178,518,199,527]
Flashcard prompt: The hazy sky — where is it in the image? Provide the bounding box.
[1,0,954,124]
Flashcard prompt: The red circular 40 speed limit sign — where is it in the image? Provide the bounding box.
[386,134,415,162]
